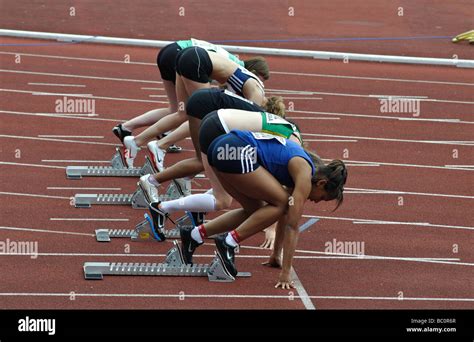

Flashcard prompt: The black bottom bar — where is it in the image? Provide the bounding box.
[1,310,472,338]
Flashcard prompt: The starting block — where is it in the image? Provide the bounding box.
[95,212,180,242]
[83,241,251,282]
[94,212,204,242]
[72,177,190,208]
[66,148,156,180]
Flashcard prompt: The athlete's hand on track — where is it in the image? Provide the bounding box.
[259,226,275,249]
[275,273,295,290]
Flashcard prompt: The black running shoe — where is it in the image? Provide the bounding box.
[167,144,183,153]
[214,234,238,277]
[148,202,167,241]
[179,225,203,265]
[112,123,132,143]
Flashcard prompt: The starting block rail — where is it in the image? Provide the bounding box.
[94,212,203,242]
[66,148,156,179]
[84,241,250,282]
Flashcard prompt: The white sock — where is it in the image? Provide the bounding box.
[160,193,217,213]
[225,233,239,247]
[190,226,203,244]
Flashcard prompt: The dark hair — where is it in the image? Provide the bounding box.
[306,151,347,210]
[263,96,286,117]
[244,57,270,80]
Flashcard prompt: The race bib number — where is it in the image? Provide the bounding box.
[191,38,218,51]
[265,112,290,125]
[251,132,286,145]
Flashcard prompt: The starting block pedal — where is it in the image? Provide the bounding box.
[73,177,189,208]
[66,148,156,179]
[95,213,180,242]
[83,241,251,282]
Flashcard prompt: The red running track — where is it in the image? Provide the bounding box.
[0,36,473,309]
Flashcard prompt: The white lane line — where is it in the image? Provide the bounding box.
[42,159,110,163]
[290,267,316,310]
[344,163,380,167]
[269,88,474,105]
[238,245,463,263]
[0,134,117,146]
[148,95,168,98]
[0,52,156,66]
[321,158,474,172]
[0,68,161,84]
[0,110,119,122]
[50,218,129,222]
[141,87,164,90]
[36,113,99,117]
[0,226,94,237]
[304,132,474,146]
[32,92,93,97]
[4,70,473,106]
[2,52,473,87]
[287,117,340,120]
[0,292,471,302]
[38,135,104,139]
[0,251,461,263]
[271,71,474,87]
[303,214,474,231]
[273,97,323,100]
[47,187,122,191]
[28,82,86,87]
[345,187,474,200]
[0,192,70,200]
[291,109,474,125]
[0,161,65,169]
[305,139,358,142]
[1,88,168,104]
[445,165,474,168]
[398,118,461,123]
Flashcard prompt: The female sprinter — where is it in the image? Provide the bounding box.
[142,108,302,241]
[112,38,254,142]
[180,129,347,288]
[123,43,270,167]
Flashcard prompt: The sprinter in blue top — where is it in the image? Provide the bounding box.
[179,130,347,289]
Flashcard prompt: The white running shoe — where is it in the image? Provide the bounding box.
[138,174,159,203]
[123,136,140,168]
[147,140,166,172]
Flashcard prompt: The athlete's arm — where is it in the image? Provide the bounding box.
[242,79,265,106]
[275,157,312,289]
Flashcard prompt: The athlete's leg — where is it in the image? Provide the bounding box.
[152,157,204,184]
[134,74,189,146]
[157,121,190,150]
[203,167,288,240]
[123,80,178,131]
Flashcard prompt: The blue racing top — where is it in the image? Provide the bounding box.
[230,130,315,187]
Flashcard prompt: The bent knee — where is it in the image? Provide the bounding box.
[214,196,233,210]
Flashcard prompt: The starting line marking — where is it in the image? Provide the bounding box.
[0,292,471,302]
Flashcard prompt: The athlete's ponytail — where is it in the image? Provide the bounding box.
[244,57,270,81]
[263,96,286,117]
[305,151,347,210]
